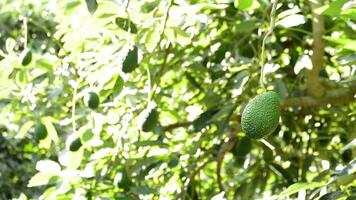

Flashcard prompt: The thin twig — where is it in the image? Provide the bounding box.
[260,0,278,89]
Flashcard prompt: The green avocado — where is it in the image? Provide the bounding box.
[34,123,47,140]
[85,92,99,109]
[241,91,280,139]
[69,137,82,152]
[122,46,138,73]
[141,108,159,132]
[20,49,32,66]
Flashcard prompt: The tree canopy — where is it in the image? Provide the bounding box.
[0,0,355,199]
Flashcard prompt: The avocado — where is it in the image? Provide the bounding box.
[34,123,47,140]
[241,91,280,139]
[20,49,32,66]
[84,92,99,109]
[69,137,82,151]
[141,108,159,132]
[122,46,138,73]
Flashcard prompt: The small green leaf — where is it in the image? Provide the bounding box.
[141,108,159,132]
[36,58,53,72]
[192,108,220,132]
[314,0,348,16]
[122,46,139,73]
[113,75,124,96]
[69,137,82,151]
[85,0,98,15]
[20,49,32,66]
[319,191,344,200]
[280,182,325,197]
[41,117,59,142]
[115,17,138,33]
[5,38,16,54]
[28,172,60,187]
[17,121,34,139]
[234,0,260,11]
[236,19,261,33]
[141,0,159,13]
[130,186,157,195]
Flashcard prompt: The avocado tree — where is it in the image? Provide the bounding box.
[0,0,355,199]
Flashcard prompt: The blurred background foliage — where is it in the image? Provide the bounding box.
[0,0,355,199]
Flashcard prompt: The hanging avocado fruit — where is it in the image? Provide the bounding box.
[20,49,32,66]
[241,91,280,139]
[84,92,99,109]
[69,137,82,152]
[122,46,138,73]
[141,108,159,132]
[34,123,47,140]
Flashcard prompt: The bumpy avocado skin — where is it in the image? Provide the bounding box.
[241,91,280,139]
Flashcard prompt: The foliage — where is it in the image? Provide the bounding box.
[0,0,355,199]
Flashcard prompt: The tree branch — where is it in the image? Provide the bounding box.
[282,85,356,108]
[306,0,325,97]
[162,86,355,131]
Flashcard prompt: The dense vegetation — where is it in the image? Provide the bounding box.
[0,0,355,199]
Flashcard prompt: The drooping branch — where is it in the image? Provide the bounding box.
[306,0,325,97]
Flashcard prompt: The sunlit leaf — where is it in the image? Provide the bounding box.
[314,0,348,16]
[17,120,34,139]
[36,160,61,173]
[122,46,139,73]
[130,186,157,195]
[277,14,306,28]
[280,182,325,197]
[41,117,59,143]
[234,0,260,11]
[85,0,98,15]
[27,172,60,187]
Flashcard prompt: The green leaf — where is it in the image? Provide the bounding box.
[234,0,260,11]
[17,121,34,139]
[319,191,344,200]
[85,0,98,15]
[5,38,16,54]
[236,20,261,33]
[130,186,157,195]
[141,0,160,13]
[13,193,28,200]
[314,0,348,16]
[192,108,220,132]
[325,37,356,52]
[113,75,124,96]
[280,182,325,197]
[41,117,59,143]
[122,46,139,73]
[27,172,60,187]
[115,17,138,33]
[134,140,169,148]
[36,58,53,72]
